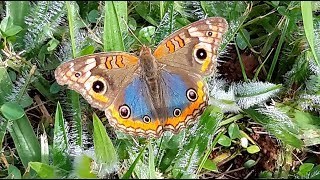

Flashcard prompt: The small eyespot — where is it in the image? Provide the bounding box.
[119,104,131,119]
[75,72,81,77]
[173,108,181,117]
[143,115,151,123]
[196,48,207,60]
[92,80,105,93]
[186,88,198,102]
[207,31,213,36]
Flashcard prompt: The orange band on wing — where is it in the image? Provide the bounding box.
[116,56,125,68]
[164,81,207,131]
[106,105,163,137]
[174,36,185,48]
[166,40,175,53]
[106,56,112,69]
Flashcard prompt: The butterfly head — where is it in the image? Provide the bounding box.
[139,45,152,57]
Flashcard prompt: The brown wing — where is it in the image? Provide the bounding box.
[153,17,228,76]
[54,52,139,111]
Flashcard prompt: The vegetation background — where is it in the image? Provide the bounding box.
[0,1,319,179]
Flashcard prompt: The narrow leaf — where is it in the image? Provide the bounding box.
[53,102,72,170]
[93,113,118,170]
[104,1,127,51]
[122,145,147,179]
[301,1,319,66]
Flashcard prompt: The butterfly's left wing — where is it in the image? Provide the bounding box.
[54,52,139,111]
[153,17,228,76]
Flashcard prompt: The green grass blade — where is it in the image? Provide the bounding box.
[93,113,118,170]
[148,141,156,179]
[301,1,319,66]
[122,145,147,179]
[160,1,164,20]
[266,17,290,81]
[66,1,77,57]
[66,1,82,146]
[104,1,127,51]
[53,102,72,170]
[235,36,248,81]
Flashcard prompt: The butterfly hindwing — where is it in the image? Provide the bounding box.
[105,75,163,138]
[160,68,208,133]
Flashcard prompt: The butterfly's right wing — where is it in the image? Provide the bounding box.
[54,52,139,111]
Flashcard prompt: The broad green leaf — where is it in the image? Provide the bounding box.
[1,102,24,121]
[298,163,314,177]
[228,123,240,139]
[2,25,22,37]
[47,38,59,51]
[218,134,231,147]
[202,159,218,172]
[247,145,260,154]
[53,102,72,171]
[0,67,13,105]
[244,159,256,168]
[7,115,41,168]
[29,162,69,179]
[88,9,100,23]
[259,171,273,178]
[309,165,320,179]
[0,16,12,32]
[80,45,95,56]
[73,154,98,178]
[49,82,61,94]
[7,164,21,179]
[138,26,156,44]
[7,1,30,28]
[0,116,8,149]
[93,113,118,169]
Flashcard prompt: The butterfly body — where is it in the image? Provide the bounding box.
[55,17,228,138]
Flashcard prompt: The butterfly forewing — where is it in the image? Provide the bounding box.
[153,17,228,76]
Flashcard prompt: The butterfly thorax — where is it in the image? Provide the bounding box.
[139,46,168,122]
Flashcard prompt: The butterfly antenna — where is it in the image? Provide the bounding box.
[121,17,143,46]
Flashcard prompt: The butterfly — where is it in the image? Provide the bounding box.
[55,17,228,138]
